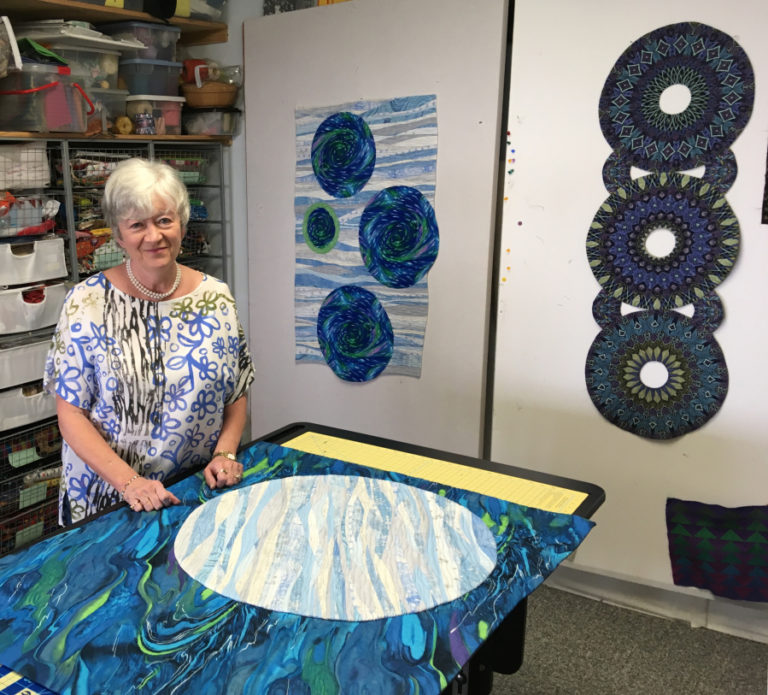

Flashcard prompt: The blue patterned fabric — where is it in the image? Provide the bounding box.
[43,273,255,524]
[295,95,438,379]
[587,22,754,439]
[0,441,594,695]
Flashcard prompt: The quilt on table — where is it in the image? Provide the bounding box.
[0,441,594,694]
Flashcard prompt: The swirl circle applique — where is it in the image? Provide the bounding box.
[316,285,394,382]
[586,172,739,310]
[311,112,376,198]
[303,202,339,253]
[359,186,439,288]
[585,310,728,439]
[599,22,754,171]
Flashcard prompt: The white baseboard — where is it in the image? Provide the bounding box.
[545,563,768,645]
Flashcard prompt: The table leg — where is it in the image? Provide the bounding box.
[474,597,528,674]
[444,597,528,694]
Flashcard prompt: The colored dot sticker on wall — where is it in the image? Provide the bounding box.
[500,248,512,285]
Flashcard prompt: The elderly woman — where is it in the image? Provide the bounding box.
[44,158,254,525]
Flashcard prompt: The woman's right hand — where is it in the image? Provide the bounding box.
[122,475,181,512]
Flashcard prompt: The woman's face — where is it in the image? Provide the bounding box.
[115,196,184,271]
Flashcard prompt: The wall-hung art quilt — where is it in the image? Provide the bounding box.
[666,498,768,602]
[0,441,592,694]
[585,22,754,439]
[295,96,440,382]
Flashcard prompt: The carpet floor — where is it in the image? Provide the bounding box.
[489,585,768,695]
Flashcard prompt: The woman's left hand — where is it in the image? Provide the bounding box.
[204,454,243,489]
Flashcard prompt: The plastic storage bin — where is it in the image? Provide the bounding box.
[174,0,227,19]
[126,94,184,135]
[0,282,68,334]
[0,16,22,76]
[0,64,91,133]
[0,238,68,287]
[98,21,181,61]
[46,44,121,90]
[88,87,129,133]
[118,59,182,96]
[183,107,240,135]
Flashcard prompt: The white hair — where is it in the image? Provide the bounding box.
[102,158,190,239]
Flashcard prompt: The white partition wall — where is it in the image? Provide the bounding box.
[492,0,768,637]
[243,0,507,455]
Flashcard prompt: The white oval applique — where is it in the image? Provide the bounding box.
[174,474,497,621]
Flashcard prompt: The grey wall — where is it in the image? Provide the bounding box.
[242,0,507,453]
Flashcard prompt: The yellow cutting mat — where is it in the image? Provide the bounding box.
[282,432,588,515]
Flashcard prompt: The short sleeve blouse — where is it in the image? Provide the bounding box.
[44,272,255,524]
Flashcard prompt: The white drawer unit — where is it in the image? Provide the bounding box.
[0,382,56,431]
[0,337,50,391]
[0,238,67,287]
[0,134,228,554]
[0,282,67,334]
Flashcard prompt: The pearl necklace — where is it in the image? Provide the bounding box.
[125,258,181,301]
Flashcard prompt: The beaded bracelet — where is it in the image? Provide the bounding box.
[120,474,140,500]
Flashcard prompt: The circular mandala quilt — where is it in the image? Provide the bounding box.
[587,172,739,310]
[585,309,728,439]
[599,22,754,171]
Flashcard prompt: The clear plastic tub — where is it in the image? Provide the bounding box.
[98,21,181,62]
[126,95,185,135]
[0,16,23,77]
[46,44,121,89]
[118,58,182,96]
[182,107,241,136]
[0,63,91,133]
[88,87,129,133]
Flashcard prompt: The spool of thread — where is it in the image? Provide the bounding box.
[132,112,156,135]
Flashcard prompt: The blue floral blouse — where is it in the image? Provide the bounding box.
[44,272,255,524]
